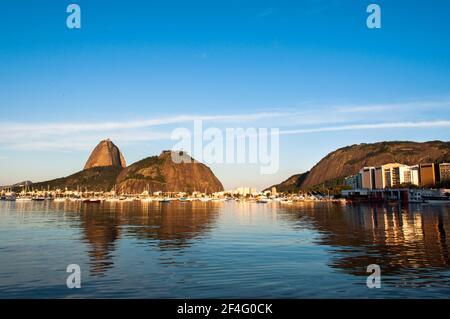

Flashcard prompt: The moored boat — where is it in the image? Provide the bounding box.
[256,197,271,203]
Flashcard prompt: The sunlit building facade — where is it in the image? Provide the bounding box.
[360,167,376,189]
[373,163,417,189]
[439,163,450,182]
[419,163,436,187]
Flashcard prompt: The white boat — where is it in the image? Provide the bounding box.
[141,197,154,203]
[256,198,271,203]
[200,197,211,202]
[53,198,66,202]
[16,197,32,202]
[158,197,171,203]
[280,199,293,204]
[425,198,450,204]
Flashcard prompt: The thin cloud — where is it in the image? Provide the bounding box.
[334,99,450,113]
[1,98,450,151]
[279,120,450,135]
[258,8,274,18]
[0,112,292,137]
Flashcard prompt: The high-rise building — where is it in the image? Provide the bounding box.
[439,163,450,182]
[344,174,362,189]
[419,163,436,187]
[410,165,420,186]
[360,167,376,189]
[374,163,413,189]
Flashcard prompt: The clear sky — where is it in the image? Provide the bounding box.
[1,0,450,190]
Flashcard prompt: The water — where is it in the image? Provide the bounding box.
[0,200,449,298]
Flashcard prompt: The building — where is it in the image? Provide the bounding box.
[439,163,450,182]
[373,163,415,189]
[360,167,376,189]
[419,163,436,187]
[234,187,257,196]
[344,174,362,189]
[271,187,277,196]
[410,165,420,186]
[341,188,442,203]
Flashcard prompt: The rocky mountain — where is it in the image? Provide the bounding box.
[269,141,450,191]
[265,172,309,193]
[116,151,224,194]
[84,139,126,170]
[31,142,224,194]
[32,166,122,192]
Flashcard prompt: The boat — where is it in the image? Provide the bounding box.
[53,198,66,202]
[140,197,154,203]
[200,197,211,202]
[178,197,191,202]
[32,197,46,201]
[256,197,271,203]
[16,197,32,202]
[280,199,293,204]
[424,196,450,204]
[81,198,101,203]
[158,197,171,203]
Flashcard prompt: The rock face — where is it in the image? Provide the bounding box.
[116,151,224,194]
[269,141,450,191]
[84,139,126,170]
[32,166,123,192]
[265,172,309,193]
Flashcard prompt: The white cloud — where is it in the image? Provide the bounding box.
[0,98,449,151]
[279,120,450,136]
[0,112,291,138]
[334,99,450,113]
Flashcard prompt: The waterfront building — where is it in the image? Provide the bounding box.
[419,163,436,187]
[234,187,257,196]
[271,187,277,196]
[341,188,442,203]
[410,165,420,186]
[360,167,376,189]
[344,174,362,189]
[373,163,413,189]
[439,163,450,182]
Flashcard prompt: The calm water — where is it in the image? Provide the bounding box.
[0,200,449,298]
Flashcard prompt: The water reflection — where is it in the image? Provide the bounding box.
[79,205,120,276]
[279,202,450,282]
[2,200,450,297]
[71,201,220,276]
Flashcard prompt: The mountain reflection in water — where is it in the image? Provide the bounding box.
[78,201,220,276]
[1,200,449,298]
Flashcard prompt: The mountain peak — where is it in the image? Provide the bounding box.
[84,139,126,170]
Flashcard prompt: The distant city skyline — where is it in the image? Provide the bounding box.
[1,0,450,190]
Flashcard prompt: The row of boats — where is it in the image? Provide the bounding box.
[0,195,333,204]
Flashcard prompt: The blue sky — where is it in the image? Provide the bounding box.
[1,0,450,190]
